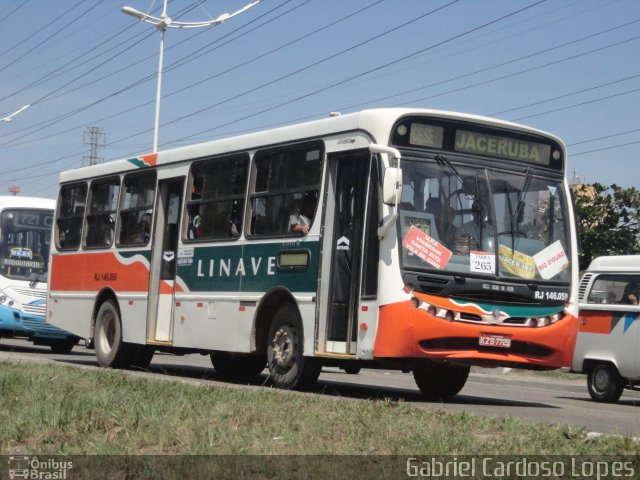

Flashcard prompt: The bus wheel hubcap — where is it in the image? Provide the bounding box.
[594,369,609,391]
[272,326,295,369]
[99,312,115,354]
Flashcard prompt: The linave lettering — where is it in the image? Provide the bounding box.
[196,256,276,278]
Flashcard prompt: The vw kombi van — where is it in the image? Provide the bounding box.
[573,255,640,402]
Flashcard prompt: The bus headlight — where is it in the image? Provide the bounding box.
[0,290,22,310]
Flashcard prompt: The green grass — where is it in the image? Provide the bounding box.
[0,361,636,458]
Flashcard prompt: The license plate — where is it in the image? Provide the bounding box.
[479,333,512,348]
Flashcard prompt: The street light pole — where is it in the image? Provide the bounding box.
[122,0,260,153]
[1,104,30,123]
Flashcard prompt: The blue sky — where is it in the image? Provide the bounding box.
[0,0,639,198]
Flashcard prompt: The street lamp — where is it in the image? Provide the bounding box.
[1,104,30,123]
[122,0,260,152]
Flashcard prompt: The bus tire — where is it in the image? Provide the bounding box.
[587,362,625,403]
[48,337,78,354]
[413,361,469,400]
[129,345,154,370]
[342,366,361,375]
[94,299,131,368]
[210,352,266,379]
[267,303,320,390]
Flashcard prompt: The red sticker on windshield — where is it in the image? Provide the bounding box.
[402,225,452,269]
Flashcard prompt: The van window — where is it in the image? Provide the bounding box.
[587,274,640,305]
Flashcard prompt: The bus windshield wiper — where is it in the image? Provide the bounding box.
[513,168,531,223]
[29,271,44,288]
[435,154,464,187]
[435,154,477,198]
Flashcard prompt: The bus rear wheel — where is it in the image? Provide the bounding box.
[94,299,132,368]
[413,361,470,400]
[267,303,321,390]
[587,362,625,403]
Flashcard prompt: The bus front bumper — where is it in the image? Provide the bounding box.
[373,300,578,369]
[0,305,74,341]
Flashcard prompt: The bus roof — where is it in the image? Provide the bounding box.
[0,196,55,210]
[58,108,566,184]
[586,255,640,273]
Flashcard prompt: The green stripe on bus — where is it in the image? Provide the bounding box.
[176,241,319,293]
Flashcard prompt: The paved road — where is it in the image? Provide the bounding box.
[1,338,639,437]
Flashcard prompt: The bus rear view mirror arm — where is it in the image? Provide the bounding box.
[370,144,402,238]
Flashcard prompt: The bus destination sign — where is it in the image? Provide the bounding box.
[409,123,444,149]
[454,130,552,165]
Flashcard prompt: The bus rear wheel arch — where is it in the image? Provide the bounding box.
[267,303,320,390]
[412,360,470,400]
[587,362,625,403]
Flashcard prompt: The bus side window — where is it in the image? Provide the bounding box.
[118,171,157,246]
[85,177,120,249]
[185,154,248,241]
[249,143,322,238]
[56,183,88,250]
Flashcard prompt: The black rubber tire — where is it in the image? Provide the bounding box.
[413,361,470,400]
[94,299,132,368]
[210,352,266,379]
[342,366,361,375]
[267,303,321,390]
[587,363,625,403]
[48,337,78,354]
[129,345,154,370]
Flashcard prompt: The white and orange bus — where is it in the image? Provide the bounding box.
[47,108,579,398]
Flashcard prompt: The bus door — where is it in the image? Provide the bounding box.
[147,177,184,344]
[321,151,371,355]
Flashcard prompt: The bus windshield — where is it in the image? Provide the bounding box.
[399,157,571,283]
[0,209,53,282]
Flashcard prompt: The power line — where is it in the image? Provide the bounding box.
[567,127,640,147]
[511,86,640,121]
[0,0,97,73]
[0,0,374,151]
[0,0,28,28]
[571,139,640,157]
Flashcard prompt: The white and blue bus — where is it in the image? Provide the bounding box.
[0,196,78,353]
[47,108,579,398]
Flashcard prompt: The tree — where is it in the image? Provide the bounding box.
[573,183,640,271]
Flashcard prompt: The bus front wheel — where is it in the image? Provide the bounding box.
[587,362,625,403]
[413,361,469,400]
[267,303,321,390]
[94,299,131,368]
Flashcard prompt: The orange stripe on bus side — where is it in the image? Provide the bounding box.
[50,252,150,292]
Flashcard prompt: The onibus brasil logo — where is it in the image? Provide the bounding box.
[8,456,73,479]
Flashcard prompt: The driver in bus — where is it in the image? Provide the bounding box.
[454,197,494,256]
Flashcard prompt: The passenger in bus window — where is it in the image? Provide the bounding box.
[622,282,640,305]
[189,211,201,239]
[290,197,315,235]
[136,213,151,243]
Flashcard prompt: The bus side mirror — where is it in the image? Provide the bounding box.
[383,167,402,206]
